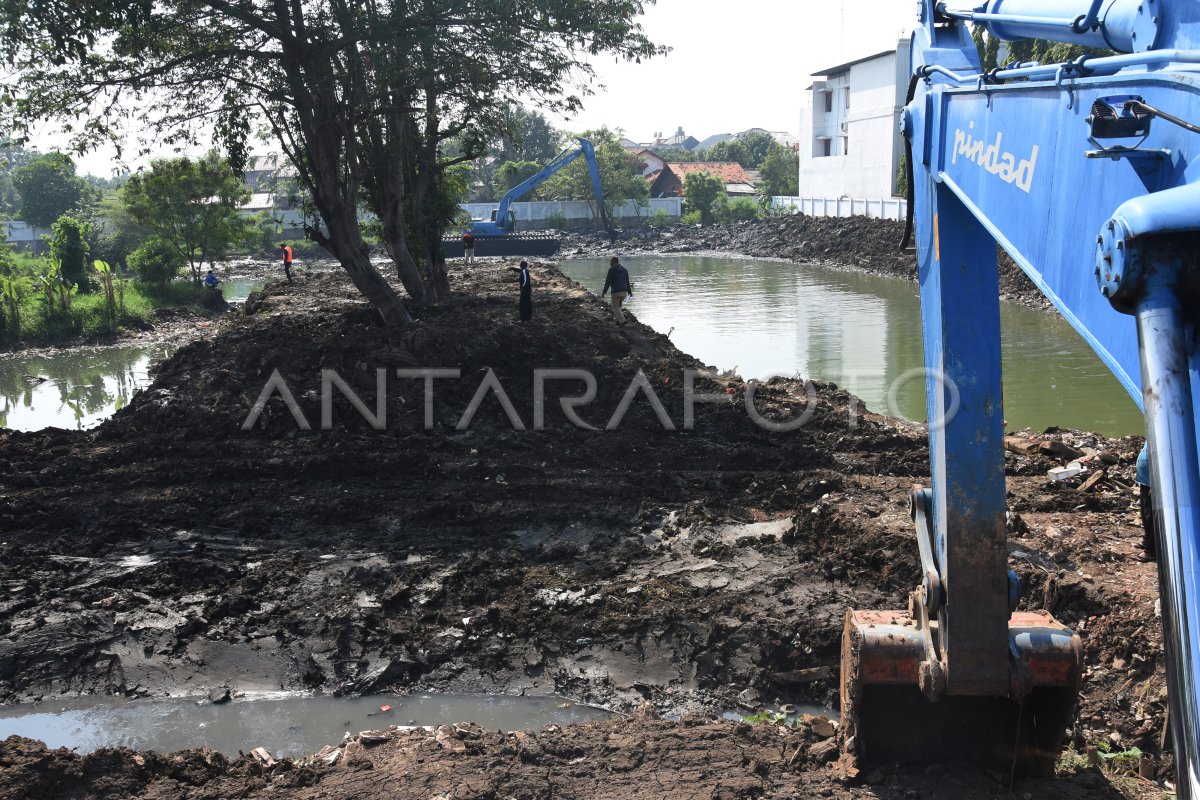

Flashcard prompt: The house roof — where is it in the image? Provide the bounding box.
[812,48,897,77]
[663,162,755,186]
[696,133,733,151]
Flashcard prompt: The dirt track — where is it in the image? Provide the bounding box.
[0,258,1170,799]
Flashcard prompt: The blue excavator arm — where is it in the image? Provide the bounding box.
[471,137,615,239]
[842,1,1200,793]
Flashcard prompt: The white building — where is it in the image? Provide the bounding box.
[798,40,911,200]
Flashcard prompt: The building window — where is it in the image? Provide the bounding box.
[842,134,849,156]
[844,89,851,109]
[823,91,833,113]
[821,139,832,157]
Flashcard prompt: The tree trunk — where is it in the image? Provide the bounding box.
[378,149,428,305]
[323,221,412,327]
[429,258,451,301]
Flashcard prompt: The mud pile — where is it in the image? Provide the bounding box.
[0,263,1170,798]
[562,215,1050,309]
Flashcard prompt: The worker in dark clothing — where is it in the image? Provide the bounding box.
[507,260,532,321]
[278,243,294,284]
[203,269,220,290]
[600,256,633,325]
[1137,442,1157,561]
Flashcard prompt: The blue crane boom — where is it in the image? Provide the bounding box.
[841,1,1200,792]
[470,137,615,240]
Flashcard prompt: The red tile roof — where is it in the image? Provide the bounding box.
[663,162,754,185]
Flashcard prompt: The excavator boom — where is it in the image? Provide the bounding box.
[842,1,1200,793]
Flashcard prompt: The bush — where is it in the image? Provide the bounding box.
[648,209,671,229]
[728,197,764,223]
[545,211,568,230]
[49,215,93,291]
[681,210,702,226]
[128,237,186,285]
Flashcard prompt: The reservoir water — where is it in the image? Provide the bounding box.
[0,344,170,431]
[560,255,1143,437]
[0,693,612,759]
[0,256,1145,436]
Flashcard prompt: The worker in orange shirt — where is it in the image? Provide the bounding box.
[278,243,294,284]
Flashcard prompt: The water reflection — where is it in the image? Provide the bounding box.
[560,255,1143,436]
[0,345,170,431]
[0,693,612,759]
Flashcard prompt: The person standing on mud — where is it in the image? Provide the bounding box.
[601,256,633,325]
[507,260,532,322]
[278,243,294,284]
[463,229,476,266]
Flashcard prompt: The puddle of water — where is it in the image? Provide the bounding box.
[721,704,838,723]
[0,693,611,759]
[0,344,171,432]
[560,255,1143,437]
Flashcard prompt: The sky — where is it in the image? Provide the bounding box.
[54,0,917,176]
[557,0,916,143]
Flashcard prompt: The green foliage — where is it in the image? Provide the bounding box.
[1094,739,1144,772]
[0,141,39,218]
[758,143,799,198]
[48,214,92,291]
[895,154,908,198]
[0,274,23,337]
[122,151,252,284]
[740,711,793,726]
[0,0,665,319]
[972,25,1109,72]
[539,128,649,222]
[727,197,764,223]
[83,194,149,271]
[92,259,124,321]
[0,224,14,275]
[647,209,672,229]
[127,237,186,285]
[545,211,568,230]
[705,139,750,167]
[703,132,777,169]
[650,146,700,162]
[681,210,702,225]
[496,160,543,195]
[462,106,564,202]
[682,171,726,226]
[13,152,90,227]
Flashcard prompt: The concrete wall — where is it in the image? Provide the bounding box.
[798,40,910,200]
[459,197,682,229]
[1,221,51,253]
[771,196,908,222]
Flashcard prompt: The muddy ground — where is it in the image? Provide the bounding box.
[0,259,1170,798]
[562,215,1052,310]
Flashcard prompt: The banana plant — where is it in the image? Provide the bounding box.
[93,259,117,319]
[0,275,23,339]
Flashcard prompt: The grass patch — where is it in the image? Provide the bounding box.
[0,280,199,346]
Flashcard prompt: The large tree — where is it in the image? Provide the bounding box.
[355,3,661,296]
[757,143,799,198]
[0,1,663,327]
[122,152,252,283]
[13,152,89,227]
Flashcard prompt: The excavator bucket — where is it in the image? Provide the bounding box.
[839,608,1082,776]
[440,234,560,259]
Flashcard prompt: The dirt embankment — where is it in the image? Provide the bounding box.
[0,263,1168,799]
[561,215,1052,310]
